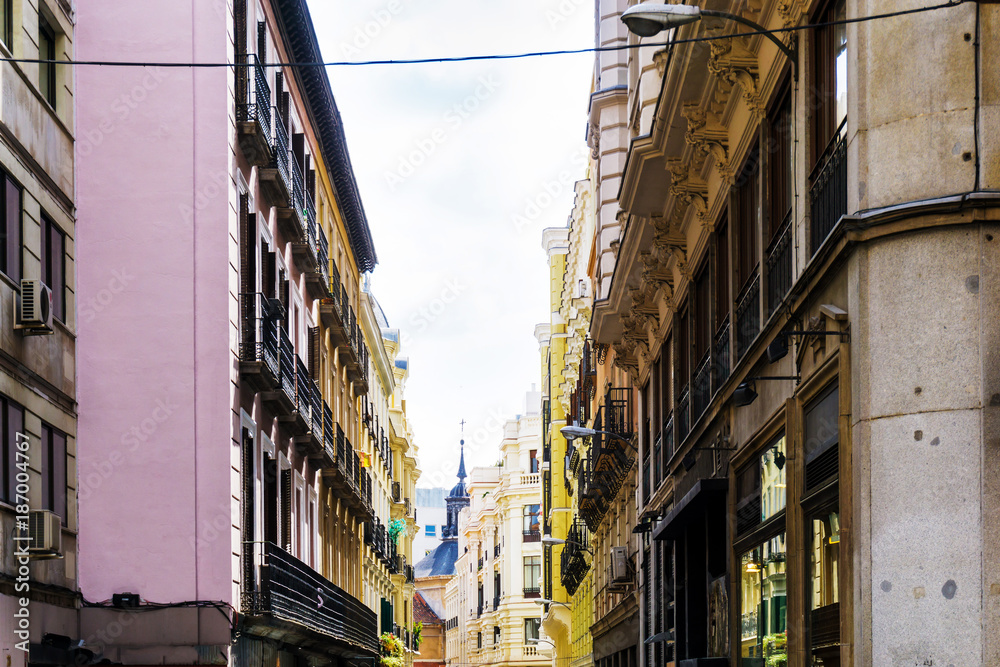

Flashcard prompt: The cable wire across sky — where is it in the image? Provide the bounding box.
[0,0,965,70]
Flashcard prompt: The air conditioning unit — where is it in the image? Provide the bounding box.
[16,279,54,335]
[609,546,632,588]
[28,509,62,555]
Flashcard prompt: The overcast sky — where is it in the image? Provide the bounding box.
[305,0,594,489]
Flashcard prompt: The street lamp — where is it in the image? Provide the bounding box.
[621,2,797,71]
[559,425,636,453]
[541,536,592,551]
[532,598,570,608]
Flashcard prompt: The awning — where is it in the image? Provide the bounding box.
[651,478,727,541]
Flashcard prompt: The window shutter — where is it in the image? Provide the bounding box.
[241,429,255,588]
[239,195,255,295]
[261,244,275,300]
[308,326,321,381]
[257,21,267,64]
[279,275,289,330]
[234,0,247,106]
[280,468,292,552]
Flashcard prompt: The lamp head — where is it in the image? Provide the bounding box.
[733,381,758,407]
[621,3,702,37]
[541,536,567,547]
[560,425,596,441]
[766,334,789,363]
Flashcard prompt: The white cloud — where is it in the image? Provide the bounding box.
[307,0,593,485]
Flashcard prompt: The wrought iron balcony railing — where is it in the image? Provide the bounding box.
[766,214,793,317]
[560,518,590,595]
[692,350,712,422]
[277,327,295,406]
[239,292,279,382]
[810,118,848,255]
[714,317,731,391]
[522,530,541,543]
[270,108,290,196]
[241,541,378,655]
[392,481,401,503]
[289,156,307,240]
[676,386,690,444]
[235,53,272,164]
[735,271,761,361]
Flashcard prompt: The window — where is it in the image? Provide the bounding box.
[1,396,25,505]
[38,13,57,108]
[739,534,788,661]
[40,423,67,518]
[41,215,65,322]
[529,449,538,473]
[0,170,21,282]
[523,556,541,592]
[734,144,760,292]
[803,383,839,492]
[494,625,500,645]
[477,632,482,650]
[810,0,848,252]
[522,504,540,533]
[425,524,436,537]
[0,0,11,49]
[524,617,541,644]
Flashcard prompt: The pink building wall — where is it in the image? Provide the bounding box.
[76,0,236,611]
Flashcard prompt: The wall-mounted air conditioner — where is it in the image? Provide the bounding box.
[16,279,54,335]
[28,509,63,556]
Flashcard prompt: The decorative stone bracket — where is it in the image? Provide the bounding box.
[682,104,731,180]
[707,38,764,119]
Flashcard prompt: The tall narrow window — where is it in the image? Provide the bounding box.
[0,171,21,282]
[41,215,65,322]
[0,0,12,50]
[524,617,541,644]
[1,396,25,504]
[735,144,761,359]
[38,13,56,108]
[810,0,848,253]
[40,423,67,519]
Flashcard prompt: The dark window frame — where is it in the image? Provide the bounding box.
[40,422,67,519]
[1,396,25,505]
[41,213,66,322]
[0,170,22,283]
[38,12,57,109]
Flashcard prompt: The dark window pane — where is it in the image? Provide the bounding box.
[804,383,839,463]
[51,223,65,321]
[39,14,57,108]
[53,430,66,518]
[41,424,51,511]
[5,177,20,281]
[715,215,729,330]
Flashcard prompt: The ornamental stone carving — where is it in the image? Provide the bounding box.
[707,38,764,119]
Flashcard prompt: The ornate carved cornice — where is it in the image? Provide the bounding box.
[776,0,806,26]
[707,38,764,119]
[681,104,731,181]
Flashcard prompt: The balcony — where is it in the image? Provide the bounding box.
[405,565,415,584]
[239,292,279,391]
[278,356,310,436]
[288,162,316,274]
[766,214,793,317]
[391,481,401,503]
[810,118,848,255]
[258,109,290,208]
[677,386,690,443]
[522,530,541,543]
[263,327,296,413]
[560,519,590,596]
[522,587,540,599]
[736,271,761,361]
[313,402,335,468]
[304,228,330,301]
[321,425,373,521]
[714,317,731,391]
[240,541,378,657]
[404,497,411,516]
[692,350,712,422]
[235,53,271,167]
[518,473,540,486]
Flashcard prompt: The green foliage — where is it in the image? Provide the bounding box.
[763,632,787,667]
[412,621,423,650]
[388,518,407,544]
[380,631,403,658]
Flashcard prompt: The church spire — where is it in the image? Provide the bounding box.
[457,419,467,481]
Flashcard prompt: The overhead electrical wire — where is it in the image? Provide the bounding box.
[0,0,965,70]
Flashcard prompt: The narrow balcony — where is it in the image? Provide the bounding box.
[735,270,761,361]
[560,519,590,596]
[262,327,296,413]
[241,541,378,657]
[288,161,315,274]
[293,369,323,457]
[810,118,848,255]
[278,356,311,436]
[522,587,540,599]
[305,229,330,301]
[258,110,290,208]
[522,530,541,543]
[766,214,793,317]
[235,53,271,167]
[318,267,348,341]
[239,292,279,391]
[311,403,335,469]
[391,480,401,503]
[321,425,373,521]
